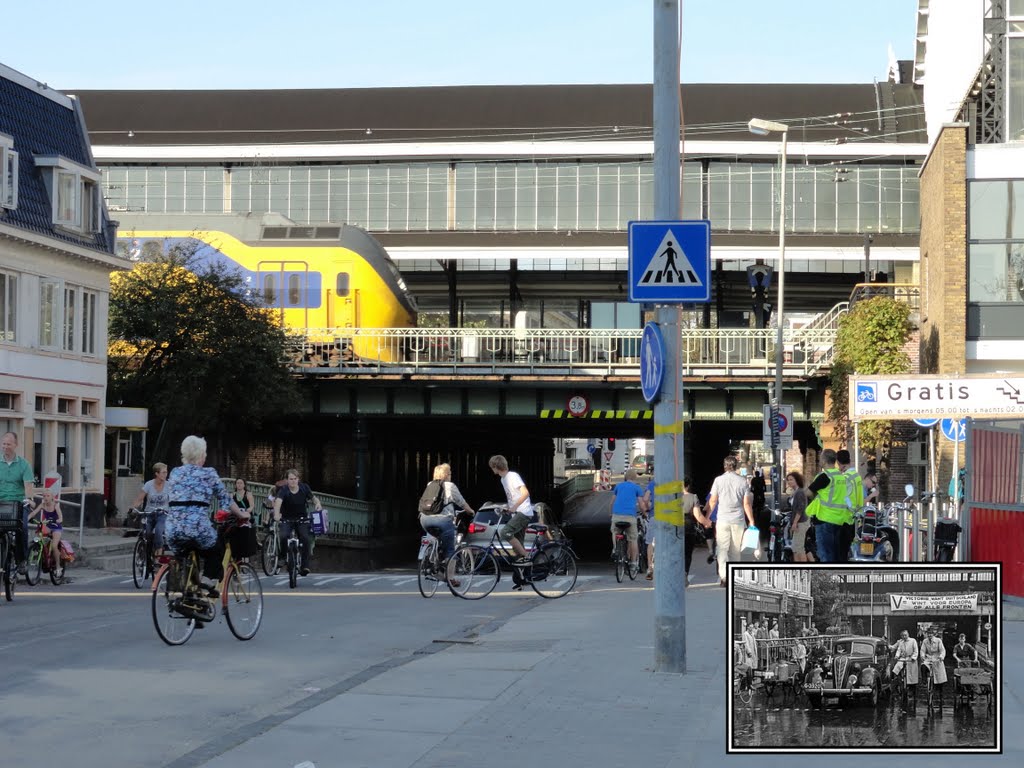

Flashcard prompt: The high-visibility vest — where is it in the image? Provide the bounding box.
[813,467,857,526]
[843,468,865,511]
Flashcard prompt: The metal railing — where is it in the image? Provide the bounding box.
[848,282,920,313]
[283,319,846,378]
[230,480,375,539]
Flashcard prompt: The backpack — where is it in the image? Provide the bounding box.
[417,480,447,516]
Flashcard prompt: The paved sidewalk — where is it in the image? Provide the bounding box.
[188,555,1019,768]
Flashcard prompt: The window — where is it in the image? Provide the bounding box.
[336,273,350,297]
[56,421,73,487]
[57,397,75,415]
[35,396,52,413]
[35,156,102,233]
[0,271,16,342]
[287,274,301,306]
[81,289,97,355]
[0,392,17,410]
[262,274,277,305]
[39,279,59,348]
[0,133,18,210]
[63,287,76,351]
[81,400,97,417]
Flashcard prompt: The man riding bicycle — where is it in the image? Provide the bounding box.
[272,469,322,577]
[889,629,920,700]
[0,431,34,574]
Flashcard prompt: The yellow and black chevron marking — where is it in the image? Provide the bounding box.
[540,409,653,419]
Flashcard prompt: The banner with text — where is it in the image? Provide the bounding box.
[888,593,979,612]
[851,375,1024,420]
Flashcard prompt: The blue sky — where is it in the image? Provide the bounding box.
[3,0,918,89]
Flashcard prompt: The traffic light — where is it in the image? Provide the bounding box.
[607,438,616,449]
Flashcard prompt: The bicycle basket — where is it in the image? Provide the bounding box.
[0,502,22,532]
[226,525,259,558]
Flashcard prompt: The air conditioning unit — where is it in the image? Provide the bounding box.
[907,440,928,466]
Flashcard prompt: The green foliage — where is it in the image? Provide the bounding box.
[828,297,912,452]
[107,244,300,456]
[811,571,848,633]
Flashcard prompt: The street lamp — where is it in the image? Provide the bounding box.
[748,118,789,512]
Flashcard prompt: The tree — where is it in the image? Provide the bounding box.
[811,571,848,634]
[108,244,300,459]
[828,297,912,456]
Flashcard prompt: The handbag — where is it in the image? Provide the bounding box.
[741,525,760,553]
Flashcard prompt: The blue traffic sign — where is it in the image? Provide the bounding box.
[941,418,966,443]
[586,443,597,455]
[914,418,940,428]
[628,220,711,303]
[640,322,665,403]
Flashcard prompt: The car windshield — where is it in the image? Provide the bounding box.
[850,641,875,657]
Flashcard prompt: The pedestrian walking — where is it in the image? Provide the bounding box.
[785,471,810,562]
[707,455,755,586]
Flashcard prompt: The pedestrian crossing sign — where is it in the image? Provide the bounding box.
[627,220,711,303]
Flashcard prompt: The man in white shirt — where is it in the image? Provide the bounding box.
[488,455,533,564]
[706,455,755,587]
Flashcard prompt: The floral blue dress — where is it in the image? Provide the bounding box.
[165,463,230,553]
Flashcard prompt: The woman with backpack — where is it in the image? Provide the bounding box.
[417,463,474,563]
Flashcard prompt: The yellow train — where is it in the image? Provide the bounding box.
[116,218,416,361]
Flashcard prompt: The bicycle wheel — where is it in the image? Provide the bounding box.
[530,543,578,599]
[446,545,499,600]
[417,548,441,598]
[3,546,14,602]
[223,562,263,640]
[287,540,298,589]
[25,541,42,586]
[151,563,196,646]
[614,539,625,583]
[736,675,754,705]
[132,536,149,589]
[261,531,279,576]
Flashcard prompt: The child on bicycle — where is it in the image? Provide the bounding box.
[32,487,63,569]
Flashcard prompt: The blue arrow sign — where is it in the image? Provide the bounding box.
[628,220,711,303]
[914,418,940,428]
[586,443,597,455]
[640,322,665,403]
[941,418,966,443]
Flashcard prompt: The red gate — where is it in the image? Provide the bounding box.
[966,423,1024,597]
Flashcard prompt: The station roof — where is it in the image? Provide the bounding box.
[68,83,926,147]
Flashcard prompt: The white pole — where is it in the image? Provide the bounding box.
[853,422,860,482]
[79,465,86,550]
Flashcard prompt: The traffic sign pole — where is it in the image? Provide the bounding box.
[652,0,685,675]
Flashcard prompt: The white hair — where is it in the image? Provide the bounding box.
[180,435,207,464]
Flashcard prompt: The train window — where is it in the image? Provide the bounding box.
[336,273,350,297]
[288,274,301,305]
[262,274,277,304]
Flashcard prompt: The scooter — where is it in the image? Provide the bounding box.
[848,501,900,562]
[933,517,962,562]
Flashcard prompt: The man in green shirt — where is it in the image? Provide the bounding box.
[1,432,35,571]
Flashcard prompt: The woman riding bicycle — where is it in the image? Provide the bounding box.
[920,625,948,702]
[131,462,171,555]
[165,436,246,612]
[272,469,322,577]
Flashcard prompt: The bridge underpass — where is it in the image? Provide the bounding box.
[229,375,826,562]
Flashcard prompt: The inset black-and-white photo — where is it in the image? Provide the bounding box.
[727,563,1001,754]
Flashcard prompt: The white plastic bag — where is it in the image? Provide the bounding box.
[741,525,760,553]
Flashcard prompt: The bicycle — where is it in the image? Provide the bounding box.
[283,515,311,589]
[0,500,29,600]
[417,529,466,598]
[921,658,943,710]
[130,508,160,589]
[446,522,577,600]
[25,518,69,586]
[150,521,264,645]
[890,660,910,709]
[612,520,639,582]
[260,516,280,577]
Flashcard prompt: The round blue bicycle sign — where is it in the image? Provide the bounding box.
[640,322,665,403]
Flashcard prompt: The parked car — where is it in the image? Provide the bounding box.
[464,502,540,553]
[564,457,595,479]
[631,454,654,475]
[803,635,893,708]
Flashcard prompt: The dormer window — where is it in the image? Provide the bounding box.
[35,155,101,234]
[0,133,17,210]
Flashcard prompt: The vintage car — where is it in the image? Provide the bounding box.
[803,635,892,708]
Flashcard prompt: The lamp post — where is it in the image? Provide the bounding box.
[748,118,789,511]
